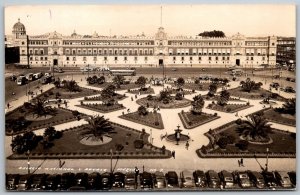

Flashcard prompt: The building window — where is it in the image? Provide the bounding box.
[73,57,76,61]
[94,57,97,61]
[173,57,176,60]
[72,50,76,55]
[45,57,48,60]
[30,57,33,60]
[262,57,265,60]
[227,57,229,60]
[198,57,201,60]
[215,57,218,60]
[34,50,38,55]
[222,57,225,60]
[40,50,44,55]
[104,57,107,61]
[22,50,25,54]
[251,57,253,60]
[134,56,138,61]
[124,57,127,61]
[181,57,184,61]
[190,57,193,60]
[208,57,211,60]
[83,57,87,61]
[145,57,148,61]
[114,57,118,61]
[66,57,69,61]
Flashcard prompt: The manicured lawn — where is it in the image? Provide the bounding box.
[261,108,296,127]
[197,122,296,158]
[77,103,125,113]
[227,87,286,101]
[178,111,220,129]
[5,107,80,135]
[171,82,223,91]
[203,94,245,102]
[207,103,252,113]
[127,87,155,95]
[136,97,191,109]
[36,86,101,99]
[165,88,195,95]
[83,93,127,101]
[8,123,172,159]
[119,111,164,129]
[91,82,141,91]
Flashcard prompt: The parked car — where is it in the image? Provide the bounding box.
[206,170,220,189]
[112,172,125,188]
[262,171,278,189]
[16,76,27,85]
[247,171,265,189]
[180,170,196,188]
[17,174,33,191]
[57,172,75,191]
[101,172,113,190]
[33,72,43,80]
[290,78,296,82]
[270,82,280,88]
[87,172,101,190]
[44,174,61,191]
[6,174,20,190]
[41,75,53,84]
[218,170,235,189]
[25,73,34,81]
[31,174,48,191]
[284,86,295,93]
[236,171,252,188]
[124,172,136,190]
[10,74,17,81]
[274,171,293,188]
[193,170,207,188]
[286,77,291,81]
[165,171,179,188]
[54,67,64,73]
[140,171,153,189]
[288,172,296,187]
[153,171,166,189]
[273,75,280,79]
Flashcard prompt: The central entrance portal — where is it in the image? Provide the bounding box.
[53,59,58,66]
[159,59,163,67]
[236,59,240,66]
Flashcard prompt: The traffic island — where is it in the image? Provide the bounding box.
[119,111,164,129]
[227,87,286,101]
[178,111,220,129]
[8,122,172,159]
[136,97,191,109]
[83,93,127,101]
[127,87,155,95]
[206,102,252,113]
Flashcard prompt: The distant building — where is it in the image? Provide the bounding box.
[5,19,278,68]
[276,37,296,66]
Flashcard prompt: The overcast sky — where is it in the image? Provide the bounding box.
[5,4,295,37]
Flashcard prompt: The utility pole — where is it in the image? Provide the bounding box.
[265,147,269,172]
[27,150,30,174]
[110,149,113,173]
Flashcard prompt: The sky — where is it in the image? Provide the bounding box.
[4,4,296,37]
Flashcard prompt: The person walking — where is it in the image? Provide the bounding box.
[7,102,10,109]
[172,151,176,159]
[238,160,241,167]
[240,157,244,167]
[131,97,134,101]
[185,141,190,150]
[134,167,139,181]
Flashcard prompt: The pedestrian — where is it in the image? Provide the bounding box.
[122,111,124,115]
[7,102,10,109]
[157,106,160,111]
[64,100,68,108]
[146,103,149,108]
[238,160,241,167]
[240,157,244,166]
[127,108,130,113]
[172,150,176,159]
[40,89,43,94]
[131,97,133,101]
[185,141,189,150]
[139,91,141,96]
[235,112,239,117]
[135,94,137,99]
[134,167,139,179]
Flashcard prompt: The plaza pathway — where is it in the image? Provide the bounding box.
[5,75,296,174]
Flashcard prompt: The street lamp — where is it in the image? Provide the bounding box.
[265,147,269,172]
[26,150,30,174]
[110,149,113,173]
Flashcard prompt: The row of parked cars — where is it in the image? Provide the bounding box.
[6,170,296,191]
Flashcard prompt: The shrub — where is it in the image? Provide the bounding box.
[217,137,228,149]
[188,121,193,126]
[134,139,144,149]
[235,118,242,125]
[227,135,236,144]
[162,99,169,104]
[48,91,54,95]
[23,102,32,109]
[147,95,153,101]
[226,108,232,112]
[236,140,249,151]
[192,89,195,93]
[154,121,159,126]
[214,113,218,117]
[115,144,124,151]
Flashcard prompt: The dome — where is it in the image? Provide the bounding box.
[71,30,77,37]
[13,18,26,32]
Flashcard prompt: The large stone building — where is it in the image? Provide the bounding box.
[276,37,296,66]
[6,19,278,68]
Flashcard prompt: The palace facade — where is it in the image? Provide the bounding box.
[5,19,278,68]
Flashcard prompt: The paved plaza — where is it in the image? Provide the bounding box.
[5,73,296,175]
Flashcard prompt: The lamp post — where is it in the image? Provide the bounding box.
[265,147,269,172]
[26,150,30,174]
[110,149,113,173]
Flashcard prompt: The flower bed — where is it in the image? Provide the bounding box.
[83,93,127,101]
[77,103,125,113]
[227,87,286,101]
[136,97,191,109]
[197,122,296,158]
[170,82,223,91]
[91,82,141,91]
[119,111,164,129]
[178,111,220,129]
[207,103,252,113]
[8,122,172,160]
[203,94,245,102]
[127,87,155,95]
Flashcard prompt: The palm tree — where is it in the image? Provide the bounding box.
[159,90,171,101]
[191,94,205,114]
[101,84,116,104]
[136,76,147,89]
[29,98,53,118]
[64,80,80,92]
[176,77,185,89]
[113,75,125,88]
[82,115,115,142]
[237,114,272,142]
[218,90,230,106]
[208,83,217,96]
[240,78,261,93]
[97,76,105,84]
[282,98,296,115]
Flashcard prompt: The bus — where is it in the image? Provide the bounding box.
[16,76,27,85]
[110,69,136,76]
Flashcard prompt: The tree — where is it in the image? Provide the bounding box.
[237,114,272,142]
[240,78,262,93]
[218,90,230,106]
[175,92,183,100]
[208,83,217,96]
[176,77,185,89]
[101,85,116,104]
[198,30,225,37]
[29,98,53,118]
[63,80,80,92]
[191,94,205,114]
[97,76,106,84]
[113,75,125,88]
[82,115,115,142]
[53,80,61,88]
[159,90,171,102]
[136,76,147,89]
[137,105,148,116]
[43,126,62,141]
[282,98,296,115]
